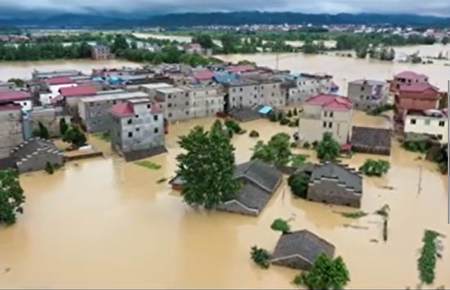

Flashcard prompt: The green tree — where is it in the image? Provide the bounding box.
[418,230,442,285]
[293,253,350,290]
[251,133,291,166]
[176,120,241,209]
[288,173,310,198]
[441,36,449,45]
[110,34,130,54]
[224,118,242,133]
[315,133,341,161]
[45,162,54,175]
[59,118,69,136]
[359,159,390,176]
[270,218,291,233]
[7,78,24,87]
[0,169,25,225]
[250,246,271,269]
[63,126,87,148]
[191,34,215,49]
[37,121,50,139]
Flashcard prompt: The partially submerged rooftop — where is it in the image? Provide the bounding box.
[310,162,362,194]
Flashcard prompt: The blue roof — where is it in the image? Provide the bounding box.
[213,72,239,84]
[92,77,103,82]
[259,106,273,114]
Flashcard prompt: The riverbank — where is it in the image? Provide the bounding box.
[0,112,448,288]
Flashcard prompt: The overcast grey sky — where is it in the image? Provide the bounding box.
[0,0,449,16]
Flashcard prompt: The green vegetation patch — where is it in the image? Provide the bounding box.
[135,160,162,170]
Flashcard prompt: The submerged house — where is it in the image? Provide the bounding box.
[270,230,335,270]
[169,160,283,216]
[307,162,363,208]
[10,138,64,173]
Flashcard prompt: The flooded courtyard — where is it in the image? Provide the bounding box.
[0,111,449,289]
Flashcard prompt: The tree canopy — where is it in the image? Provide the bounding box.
[315,133,341,161]
[176,120,241,209]
[251,133,291,166]
[288,172,310,198]
[62,125,87,148]
[0,169,25,225]
[293,253,350,290]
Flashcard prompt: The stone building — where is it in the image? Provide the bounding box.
[181,84,225,118]
[78,91,150,133]
[0,104,23,158]
[154,87,189,122]
[284,73,333,105]
[307,162,363,208]
[139,83,173,98]
[91,45,114,60]
[298,94,353,146]
[270,230,335,270]
[10,138,64,173]
[347,79,388,111]
[108,98,166,161]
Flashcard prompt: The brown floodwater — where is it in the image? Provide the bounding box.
[0,111,449,289]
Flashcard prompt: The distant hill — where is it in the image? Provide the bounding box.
[1,11,450,28]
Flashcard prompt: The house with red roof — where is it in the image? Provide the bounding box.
[108,98,167,161]
[0,90,32,111]
[54,86,97,115]
[298,94,353,145]
[40,76,78,105]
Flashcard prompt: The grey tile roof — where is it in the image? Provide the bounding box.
[10,138,59,160]
[234,182,273,210]
[272,230,335,263]
[235,160,282,193]
[294,162,317,175]
[310,162,362,193]
[351,126,391,150]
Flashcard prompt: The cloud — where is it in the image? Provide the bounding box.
[0,0,449,16]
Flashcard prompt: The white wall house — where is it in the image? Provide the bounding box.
[404,109,448,143]
[39,76,77,105]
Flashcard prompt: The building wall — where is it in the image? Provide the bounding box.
[307,179,362,208]
[29,106,68,137]
[188,87,224,118]
[15,150,64,173]
[0,109,23,158]
[10,99,32,112]
[40,83,77,105]
[156,89,189,122]
[395,89,439,120]
[404,115,448,143]
[111,105,164,153]
[79,98,119,133]
[347,82,388,111]
[271,256,311,271]
[299,105,352,145]
[226,81,285,109]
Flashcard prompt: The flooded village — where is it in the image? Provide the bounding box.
[0,40,449,289]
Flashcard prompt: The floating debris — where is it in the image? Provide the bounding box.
[370,239,378,243]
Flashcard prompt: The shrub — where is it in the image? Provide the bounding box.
[293,108,298,115]
[45,162,54,174]
[287,110,293,117]
[270,218,291,233]
[224,118,242,133]
[249,130,259,138]
[288,173,310,198]
[269,114,277,122]
[250,246,271,269]
[303,141,311,149]
[290,142,298,148]
[280,118,290,125]
[359,159,390,176]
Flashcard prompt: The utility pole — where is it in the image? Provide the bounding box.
[275,53,279,70]
[417,162,423,194]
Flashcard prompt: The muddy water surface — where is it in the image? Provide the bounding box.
[0,111,448,289]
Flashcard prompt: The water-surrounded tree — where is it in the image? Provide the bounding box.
[0,169,25,225]
[62,125,87,148]
[37,121,50,139]
[250,246,271,269]
[270,218,291,233]
[293,252,350,290]
[359,159,390,177]
[417,230,444,286]
[45,162,54,175]
[59,118,69,136]
[315,132,341,161]
[176,120,241,209]
[375,204,390,242]
[251,133,291,166]
[288,173,310,198]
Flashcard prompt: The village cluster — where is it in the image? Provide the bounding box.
[0,62,447,275]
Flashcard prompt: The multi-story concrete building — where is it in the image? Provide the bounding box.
[286,73,333,105]
[347,79,389,111]
[139,83,173,97]
[180,84,225,118]
[222,78,284,112]
[39,76,78,105]
[91,45,114,60]
[109,98,164,155]
[154,87,189,122]
[404,109,448,143]
[0,104,23,158]
[298,94,353,145]
[78,92,150,133]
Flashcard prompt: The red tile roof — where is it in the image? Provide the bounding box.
[394,71,426,79]
[46,76,75,86]
[109,101,160,117]
[0,104,22,111]
[192,70,214,81]
[399,83,438,93]
[59,86,96,97]
[0,90,31,102]
[305,94,352,111]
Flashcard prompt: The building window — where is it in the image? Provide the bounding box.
[328,122,332,128]
[437,134,443,140]
[424,119,431,126]
[323,122,327,128]
[127,119,132,125]
[186,111,189,115]
[186,101,189,106]
[136,127,140,131]
[168,103,172,108]
[128,132,133,138]
[135,115,139,118]
[439,121,445,127]
[410,119,416,125]
[324,111,328,117]
[240,88,243,92]
[147,104,150,109]
[168,94,172,98]
[153,115,158,121]
[329,112,334,118]
[168,113,172,117]
[254,95,257,99]
[154,128,159,134]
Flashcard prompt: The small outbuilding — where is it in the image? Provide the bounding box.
[351,126,391,156]
[270,230,335,271]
